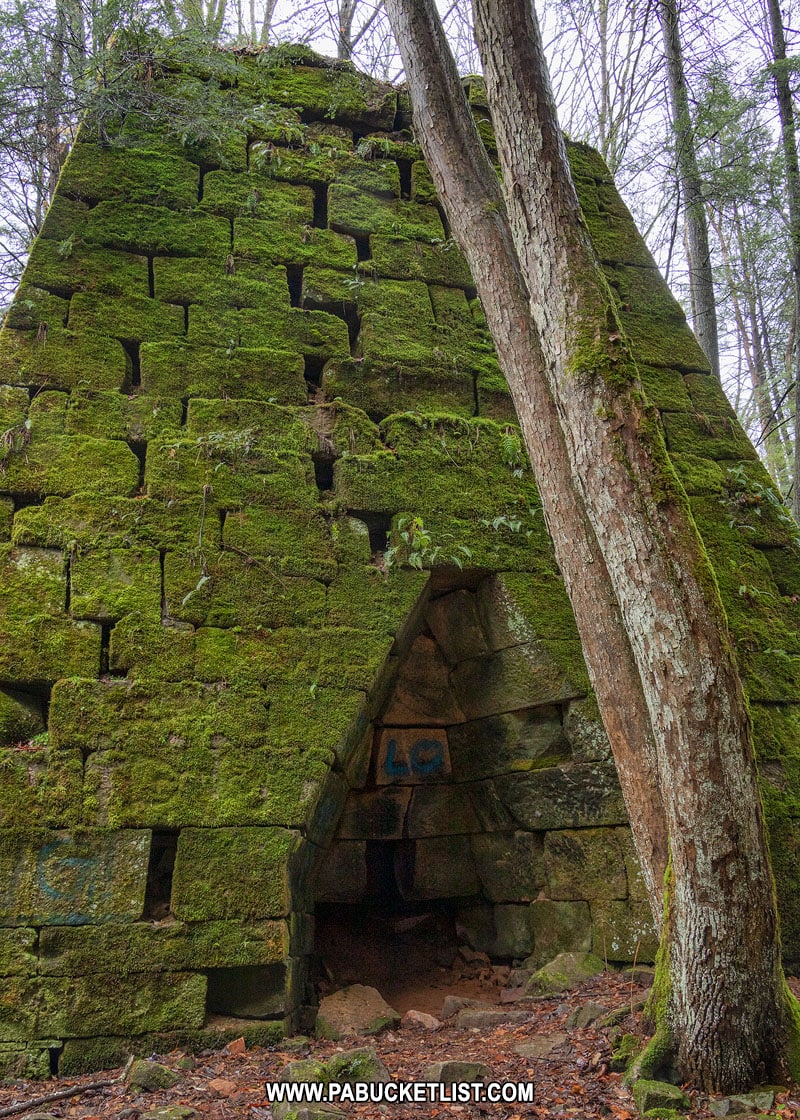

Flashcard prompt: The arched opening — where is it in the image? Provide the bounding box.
[304,570,634,1019]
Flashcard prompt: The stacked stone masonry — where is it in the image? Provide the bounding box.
[0,40,799,1076]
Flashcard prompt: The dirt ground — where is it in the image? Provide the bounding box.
[1,965,799,1120]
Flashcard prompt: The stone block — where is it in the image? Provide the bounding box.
[171,826,299,920]
[408,836,479,898]
[59,144,199,209]
[109,614,196,681]
[477,571,580,651]
[314,841,368,903]
[52,678,332,829]
[563,697,611,762]
[336,788,411,840]
[451,643,585,721]
[381,635,465,726]
[449,707,568,780]
[39,971,207,1036]
[590,900,658,963]
[329,184,444,241]
[0,928,37,975]
[69,292,185,342]
[0,689,44,748]
[424,589,489,665]
[463,780,516,831]
[454,903,495,955]
[70,547,162,623]
[39,919,288,975]
[0,829,149,925]
[491,905,534,959]
[527,899,592,968]
[140,342,307,404]
[406,785,481,838]
[617,827,649,902]
[375,728,450,785]
[544,828,627,901]
[84,201,230,258]
[470,831,544,902]
[0,432,139,497]
[0,327,127,392]
[494,764,627,830]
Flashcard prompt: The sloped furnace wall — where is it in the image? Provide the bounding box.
[0,40,798,1075]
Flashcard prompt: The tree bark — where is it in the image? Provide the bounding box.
[381,0,668,921]
[657,0,721,381]
[765,0,800,524]
[384,0,800,1092]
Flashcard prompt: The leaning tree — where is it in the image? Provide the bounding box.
[384,0,800,1093]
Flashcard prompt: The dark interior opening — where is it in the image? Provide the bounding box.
[143,829,179,920]
[49,1045,62,1076]
[206,964,286,1019]
[354,235,372,262]
[286,264,303,307]
[312,453,335,492]
[312,183,328,229]
[120,339,141,389]
[349,510,390,555]
[397,159,412,201]
[304,354,326,390]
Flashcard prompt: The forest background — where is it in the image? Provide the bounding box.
[0,0,798,512]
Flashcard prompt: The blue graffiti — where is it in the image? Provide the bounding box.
[384,737,445,778]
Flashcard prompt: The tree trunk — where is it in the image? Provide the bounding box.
[381,0,668,923]
[765,0,800,524]
[657,0,721,381]
[384,0,800,1092]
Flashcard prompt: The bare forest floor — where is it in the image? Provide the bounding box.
[1,969,799,1120]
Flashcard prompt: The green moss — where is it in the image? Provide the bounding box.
[38,194,89,241]
[369,234,471,286]
[84,201,230,257]
[110,613,196,681]
[0,327,127,391]
[70,546,162,622]
[301,266,360,315]
[194,626,391,692]
[38,970,207,1037]
[58,143,199,209]
[69,292,185,341]
[668,453,726,496]
[4,285,69,332]
[1,432,139,497]
[171,826,299,920]
[327,566,428,634]
[336,159,400,198]
[662,412,758,460]
[0,616,101,683]
[163,547,327,628]
[222,507,335,581]
[11,494,209,551]
[0,828,149,925]
[152,256,291,309]
[261,64,396,131]
[202,172,313,221]
[24,239,150,298]
[249,141,344,185]
[0,688,44,747]
[63,390,182,442]
[329,183,444,241]
[40,918,287,975]
[50,678,334,828]
[0,385,28,430]
[637,364,693,413]
[185,398,313,451]
[0,1043,54,1079]
[144,436,317,508]
[411,160,437,204]
[234,216,357,270]
[140,341,307,403]
[0,498,13,541]
[324,358,475,419]
[566,139,612,181]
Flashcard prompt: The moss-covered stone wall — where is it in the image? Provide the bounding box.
[0,40,799,1075]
